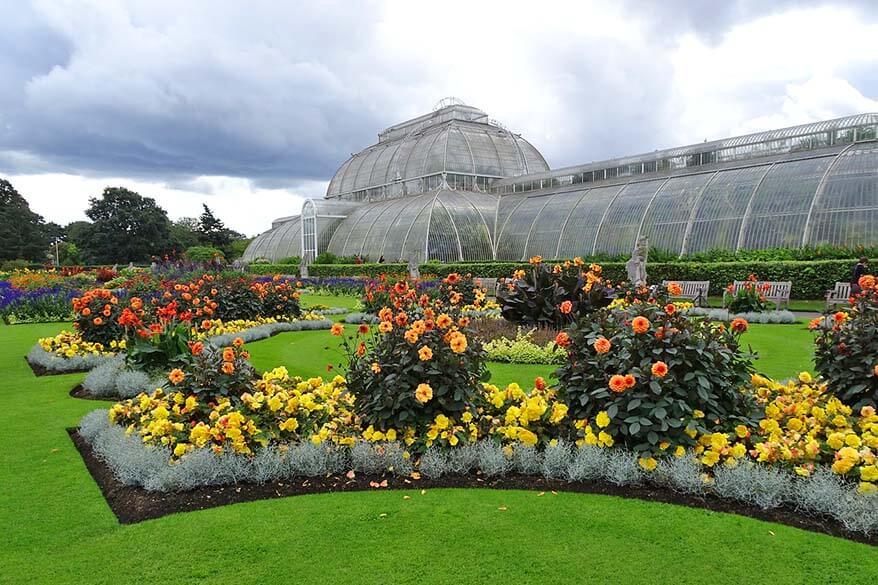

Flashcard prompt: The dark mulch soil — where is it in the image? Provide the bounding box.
[70,384,114,402]
[25,356,91,377]
[68,429,875,544]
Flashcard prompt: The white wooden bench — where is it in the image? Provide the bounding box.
[825,282,851,310]
[727,280,792,310]
[662,280,710,306]
[474,277,500,296]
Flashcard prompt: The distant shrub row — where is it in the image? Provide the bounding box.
[246,259,860,299]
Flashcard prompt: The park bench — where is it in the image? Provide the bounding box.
[825,282,851,311]
[662,280,710,306]
[727,280,792,310]
[474,277,499,296]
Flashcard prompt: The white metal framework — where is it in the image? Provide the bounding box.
[243,108,878,263]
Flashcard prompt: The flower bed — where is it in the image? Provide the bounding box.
[76,409,877,540]
[684,307,798,324]
[67,262,878,540]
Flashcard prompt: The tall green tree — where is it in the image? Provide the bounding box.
[170,217,201,252]
[81,187,174,263]
[0,178,50,262]
[197,204,231,249]
[197,204,245,256]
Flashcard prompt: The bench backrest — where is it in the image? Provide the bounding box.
[474,277,499,295]
[661,280,709,298]
[829,281,851,298]
[731,280,792,300]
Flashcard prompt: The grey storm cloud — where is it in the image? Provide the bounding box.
[0,0,875,187]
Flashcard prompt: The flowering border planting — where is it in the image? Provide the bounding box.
[74,411,877,541]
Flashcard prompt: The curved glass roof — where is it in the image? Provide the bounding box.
[242,216,302,262]
[492,113,878,195]
[326,103,548,200]
[325,188,497,262]
[495,144,878,259]
[244,110,878,264]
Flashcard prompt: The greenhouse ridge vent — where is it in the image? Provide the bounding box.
[243,102,878,263]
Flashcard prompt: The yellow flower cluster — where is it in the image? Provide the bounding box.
[574,412,616,448]
[362,412,479,449]
[480,382,568,446]
[742,373,878,493]
[108,370,358,458]
[607,298,694,312]
[38,330,122,358]
[192,314,319,339]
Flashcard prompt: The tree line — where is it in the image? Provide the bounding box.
[0,178,250,266]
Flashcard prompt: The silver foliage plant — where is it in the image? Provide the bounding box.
[683,308,797,324]
[26,344,113,374]
[79,409,878,536]
[344,312,379,324]
[82,356,164,399]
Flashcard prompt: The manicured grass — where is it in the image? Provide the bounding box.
[245,322,814,387]
[742,323,815,379]
[300,292,359,310]
[4,322,871,585]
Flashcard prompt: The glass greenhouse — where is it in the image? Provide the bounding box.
[243,102,878,263]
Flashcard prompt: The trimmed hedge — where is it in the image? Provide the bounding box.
[307,263,408,278]
[427,260,855,299]
[248,264,300,276]
[247,263,406,278]
[246,259,855,299]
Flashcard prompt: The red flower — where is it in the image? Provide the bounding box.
[559,300,573,314]
[730,318,748,333]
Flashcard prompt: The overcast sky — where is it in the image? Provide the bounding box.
[1,0,876,236]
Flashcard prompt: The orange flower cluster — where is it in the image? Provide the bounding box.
[608,374,636,393]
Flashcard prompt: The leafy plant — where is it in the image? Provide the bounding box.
[555,302,756,456]
[497,258,613,328]
[343,279,489,432]
[72,288,125,345]
[813,275,878,408]
[723,274,769,313]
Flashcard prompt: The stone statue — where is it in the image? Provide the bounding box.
[626,236,649,286]
[407,250,422,280]
[408,258,420,280]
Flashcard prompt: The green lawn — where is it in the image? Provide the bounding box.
[247,322,814,387]
[299,292,359,310]
[3,321,873,585]
[742,322,816,379]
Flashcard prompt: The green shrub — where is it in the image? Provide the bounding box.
[497,260,612,328]
[1,259,32,271]
[247,263,299,276]
[277,256,301,265]
[813,277,878,409]
[428,260,855,299]
[185,246,225,262]
[309,263,408,278]
[343,281,488,433]
[483,329,565,365]
[555,302,756,456]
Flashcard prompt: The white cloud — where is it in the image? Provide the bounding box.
[8,173,321,236]
[1,1,876,235]
[668,6,878,144]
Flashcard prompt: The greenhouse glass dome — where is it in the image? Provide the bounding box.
[243,103,878,263]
